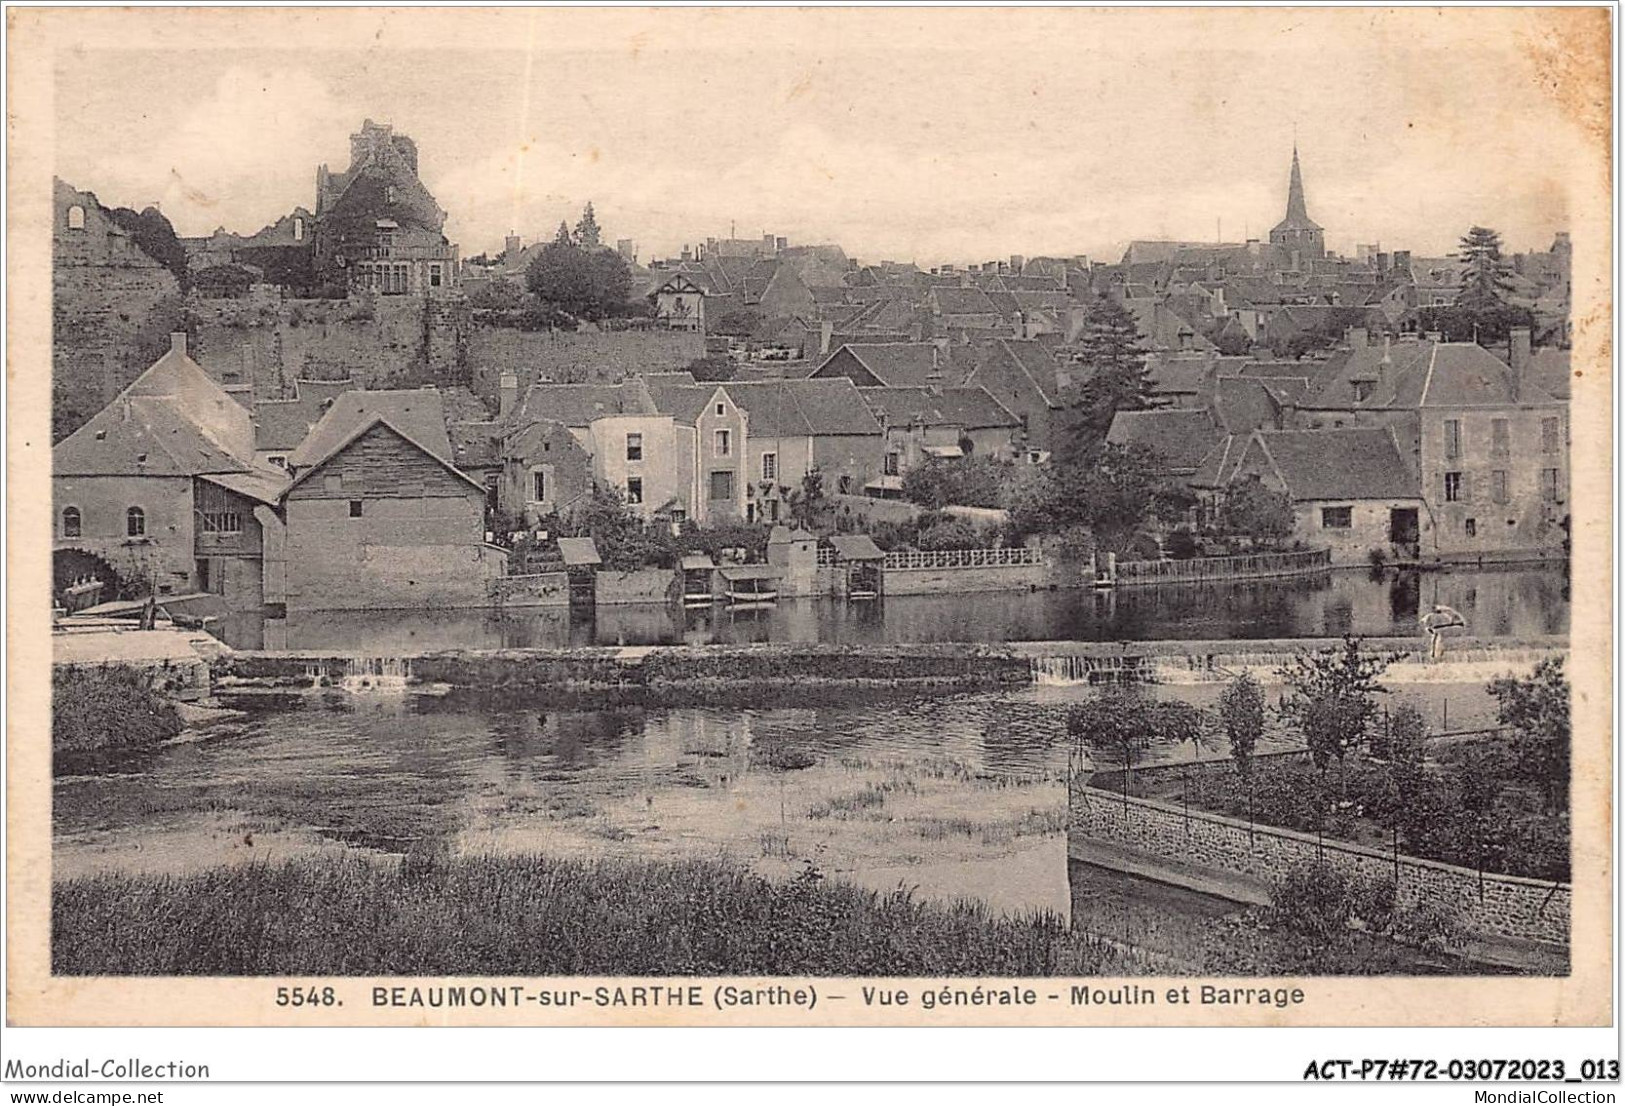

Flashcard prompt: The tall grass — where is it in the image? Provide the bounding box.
[53,854,1134,977]
[53,667,183,775]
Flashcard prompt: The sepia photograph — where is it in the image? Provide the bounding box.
[4,5,1613,1045]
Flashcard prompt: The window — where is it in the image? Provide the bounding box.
[626,433,643,462]
[1443,471,1464,503]
[884,452,901,477]
[627,477,644,505]
[267,456,287,469]
[714,429,731,456]
[761,452,777,481]
[768,499,780,521]
[125,506,145,537]
[386,185,398,204]
[532,469,547,502]
[292,217,305,241]
[1320,506,1353,529]
[1352,381,1373,403]
[1542,417,1561,455]
[62,506,81,538]
[709,470,735,502]
[1542,468,1562,502]
[429,264,442,288]
[1491,470,1509,504]
[1490,418,1510,459]
[1464,518,1477,537]
[1443,419,1461,460]
[349,500,364,518]
[67,204,85,230]
[200,511,242,534]
[715,402,725,416]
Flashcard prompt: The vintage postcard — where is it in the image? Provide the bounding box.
[4,5,1614,1040]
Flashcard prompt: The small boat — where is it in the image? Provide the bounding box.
[718,564,780,606]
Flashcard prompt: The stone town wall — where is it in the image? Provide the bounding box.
[1068,786,1570,946]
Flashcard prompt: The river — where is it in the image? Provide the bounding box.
[204,565,1566,652]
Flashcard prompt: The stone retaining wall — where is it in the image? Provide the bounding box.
[1068,787,1569,946]
[883,563,1048,595]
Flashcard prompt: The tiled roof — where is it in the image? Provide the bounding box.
[1300,340,1435,409]
[827,343,957,388]
[1525,347,1571,400]
[647,381,722,426]
[198,469,290,506]
[448,420,503,469]
[1145,353,1216,398]
[1105,408,1223,473]
[54,397,253,477]
[726,379,881,437]
[931,286,999,316]
[970,339,1068,405]
[1211,377,1283,434]
[1190,434,1246,490]
[1370,342,1562,409]
[289,388,453,469]
[857,386,1020,430]
[1246,428,1418,500]
[512,382,657,427]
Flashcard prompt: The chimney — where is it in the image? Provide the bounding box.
[1509,326,1532,397]
[499,372,519,419]
[170,332,188,357]
[1377,335,1393,391]
[819,321,833,357]
[1347,327,1368,350]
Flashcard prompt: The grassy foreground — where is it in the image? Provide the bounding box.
[53,853,1133,976]
[53,666,183,775]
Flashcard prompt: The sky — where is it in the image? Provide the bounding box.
[50,8,1599,268]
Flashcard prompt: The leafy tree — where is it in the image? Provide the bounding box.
[574,202,602,250]
[1417,303,1536,347]
[1277,636,1390,777]
[1220,673,1266,781]
[1068,690,1156,807]
[1455,225,1515,312]
[526,240,634,322]
[1488,656,1570,811]
[1048,441,1164,549]
[915,516,981,551]
[468,277,525,311]
[1218,475,1295,545]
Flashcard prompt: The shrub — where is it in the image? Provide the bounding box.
[53,666,183,775]
[1163,529,1198,560]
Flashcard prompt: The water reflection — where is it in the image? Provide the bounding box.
[214,566,1568,652]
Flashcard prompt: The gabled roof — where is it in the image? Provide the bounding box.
[1525,347,1571,400]
[1211,377,1283,435]
[253,378,357,453]
[857,386,1020,430]
[1299,340,1435,409]
[289,388,453,469]
[1190,434,1246,490]
[1369,342,1562,409]
[930,286,999,316]
[1242,428,1417,501]
[54,396,254,477]
[966,339,1068,406]
[285,415,484,496]
[725,379,882,437]
[646,380,722,426]
[511,382,658,428]
[448,420,503,469]
[1105,408,1223,473]
[815,342,956,388]
[828,533,884,560]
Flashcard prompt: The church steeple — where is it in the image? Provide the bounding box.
[1285,145,1311,224]
[1269,145,1325,261]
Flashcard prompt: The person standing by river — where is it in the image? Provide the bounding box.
[1420,604,1466,661]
